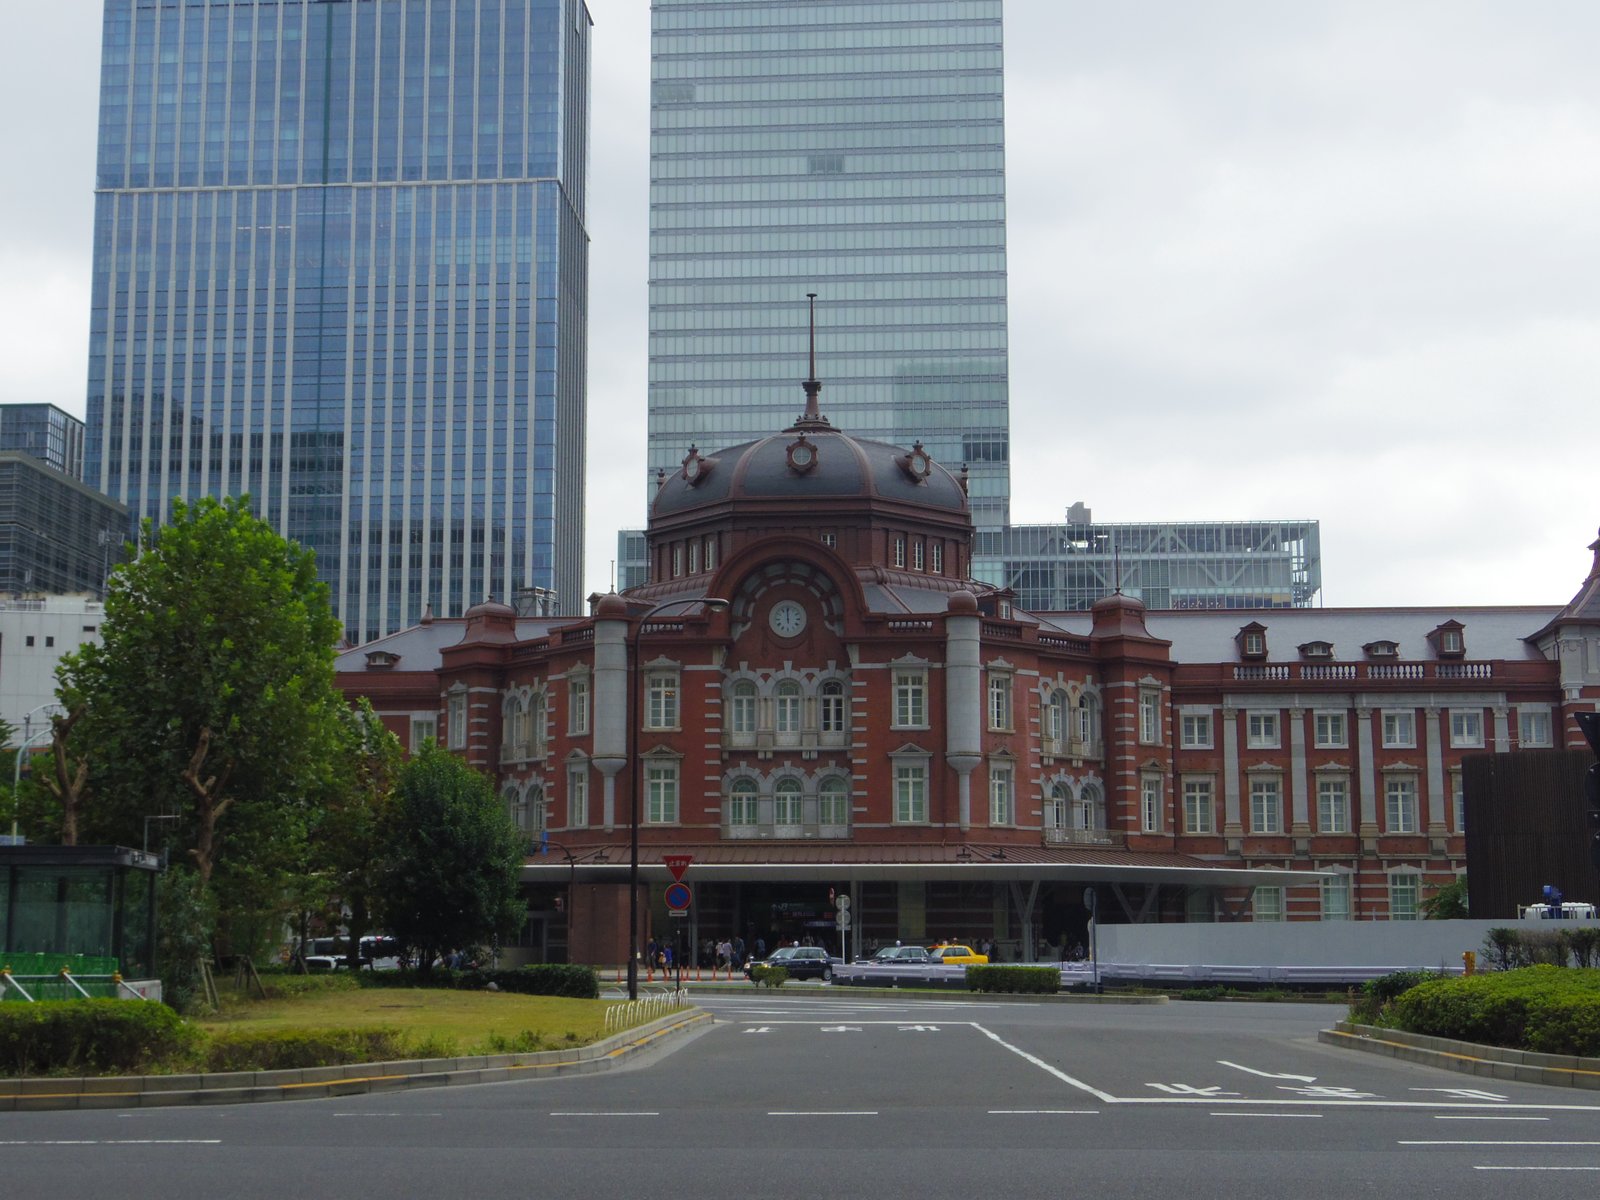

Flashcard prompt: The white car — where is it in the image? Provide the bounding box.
[1518,902,1598,920]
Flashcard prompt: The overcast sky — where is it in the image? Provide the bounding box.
[2,1,1596,611]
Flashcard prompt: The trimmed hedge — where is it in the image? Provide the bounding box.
[0,999,199,1076]
[1348,969,1443,1025]
[749,965,789,988]
[1385,966,1600,1057]
[356,963,600,999]
[966,965,1060,994]
[203,1026,411,1072]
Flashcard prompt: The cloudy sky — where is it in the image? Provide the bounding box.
[2,1,1596,610]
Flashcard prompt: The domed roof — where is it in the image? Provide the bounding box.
[652,425,969,520]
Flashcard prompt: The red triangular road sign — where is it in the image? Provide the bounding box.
[662,854,694,883]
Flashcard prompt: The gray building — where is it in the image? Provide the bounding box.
[0,405,85,480]
[986,504,1322,612]
[0,453,126,599]
[85,0,592,643]
[647,0,1010,545]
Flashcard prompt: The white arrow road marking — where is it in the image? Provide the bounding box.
[1217,1060,1317,1083]
[820,1025,863,1032]
[743,1026,773,1034]
[897,1025,939,1032]
[1410,1088,1507,1101]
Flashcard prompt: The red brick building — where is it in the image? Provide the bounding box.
[336,393,1600,965]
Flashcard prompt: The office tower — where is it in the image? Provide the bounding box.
[0,405,86,480]
[86,0,591,642]
[647,0,1010,545]
[0,452,126,599]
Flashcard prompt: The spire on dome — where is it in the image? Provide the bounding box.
[791,291,831,432]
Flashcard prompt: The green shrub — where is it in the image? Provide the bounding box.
[0,1000,200,1077]
[965,965,1060,994]
[1348,969,1442,1025]
[203,1026,411,1072]
[1482,928,1528,972]
[1386,966,1600,1056]
[355,963,599,999]
[1524,930,1571,967]
[1568,928,1600,969]
[750,965,789,988]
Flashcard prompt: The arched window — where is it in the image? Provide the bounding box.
[530,692,547,756]
[1047,689,1067,750]
[775,680,803,738]
[819,777,850,828]
[774,778,803,826]
[1076,693,1101,746]
[729,681,757,738]
[503,783,525,830]
[727,779,758,826]
[527,784,546,833]
[1077,783,1104,831]
[1045,782,1069,830]
[820,680,847,736]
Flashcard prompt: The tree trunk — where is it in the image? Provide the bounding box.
[45,709,89,847]
[181,726,233,886]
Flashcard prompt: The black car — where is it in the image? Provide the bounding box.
[745,945,835,982]
[862,945,934,966]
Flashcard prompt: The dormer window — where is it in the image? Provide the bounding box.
[1298,641,1333,660]
[1236,622,1268,660]
[1364,640,1399,658]
[364,650,400,670]
[1429,621,1466,659]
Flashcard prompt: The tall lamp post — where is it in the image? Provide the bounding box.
[9,703,63,843]
[627,596,729,1000]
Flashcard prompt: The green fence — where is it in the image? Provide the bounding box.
[1,953,125,1001]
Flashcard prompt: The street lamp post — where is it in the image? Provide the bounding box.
[627,596,729,1000]
[9,703,64,844]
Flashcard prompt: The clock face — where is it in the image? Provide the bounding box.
[769,600,807,638]
[792,444,814,466]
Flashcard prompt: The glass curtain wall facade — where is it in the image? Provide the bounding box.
[648,0,1010,536]
[0,406,87,480]
[87,0,592,643]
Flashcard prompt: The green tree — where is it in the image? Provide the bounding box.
[313,699,403,968]
[1422,877,1470,920]
[378,743,525,972]
[56,495,345,959]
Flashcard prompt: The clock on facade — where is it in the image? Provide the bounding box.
[768,600,807,638]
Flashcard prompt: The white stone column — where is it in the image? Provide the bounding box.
[1289,707,1310,840]
[1221,707,1242,844]
[944,597,982,832]
[593,605,629,831]
[1355,706,1378,845]
[1425,705,1446,839]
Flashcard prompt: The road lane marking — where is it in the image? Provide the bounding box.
[1401,1140,1600,1147]
[549,1112,659,1117]
[332,1113,442,1118]
[1434,1115,1549,1122]
[1210,1112,1322,1119]
[1473,1167,1600,1172]
[971,1023,1120,1104]
[769,1111,877,1116]
[987,1110,1098,1115]
[1411,1088,1507,1101]
[0,1140,220,1147]
[1217,1061,1316,1082]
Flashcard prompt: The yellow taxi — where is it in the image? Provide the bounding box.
[927,943,989,966]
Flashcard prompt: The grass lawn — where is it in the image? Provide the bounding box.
[201,980,618,1056]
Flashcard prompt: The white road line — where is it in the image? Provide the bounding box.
[332,1113,442,1118]
[548,1112,660,1117]
[1401,1140,1600,1147]
[970,1023,1121,1104]
[987,1110,1099,1115]
[1474,1167,1600,1172]
[769,1111,877,1117]
[1434,1116,1549,1122]
[0,1140,221,1146]
[1211,1112,1323,1119]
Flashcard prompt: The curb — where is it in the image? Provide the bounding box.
[1318,1020,1600,1091]
[0,1008,712,1112]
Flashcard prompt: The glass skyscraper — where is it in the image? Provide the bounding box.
[87,0,591,642]
[648,0,1010,538]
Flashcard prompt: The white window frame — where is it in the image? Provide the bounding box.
[1450,770,1465,832]
[1046,690,1068,750]
[704,535,718,570]
[988,672,1013,731]
[1385,775,1418,834]
[729,680,757,738]
[931,543,944,574]
[1180,712,1212,749]
[1045,783,1070,831]
[1316,775,1350,834]
[893,536,906,568]
[410,714,437,752]
[1321,874,1352,921]
[894,761,928,824]
[645,762,679,824]
[913,540,925,571]
[1249,776,1283,834]
[727,779,758,827]
[645,672,679,730]
[1246,711,1280,749]
[893,669,927,729]
[989,763,1015,826]
[819,778,849,828]
[1138,689,1161,744]
[1140,774,1162,833]
[567,766,588,828]
[1313,711,1347,749]
[447,689,467,750]
[1381,710,1415,749]
[1252,886,1284,922]
[1518,708,1552,748]
[819,681,847,736]
[774,680,803,738]
[1449,710,1483,749]
[567,675,589,736]
[671,545,683,578]
[774,778,803,827]
[1389,873,1421,921]
[1182,777,1214,834]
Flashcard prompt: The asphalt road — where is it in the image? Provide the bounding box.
[4,993,1597,1199]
